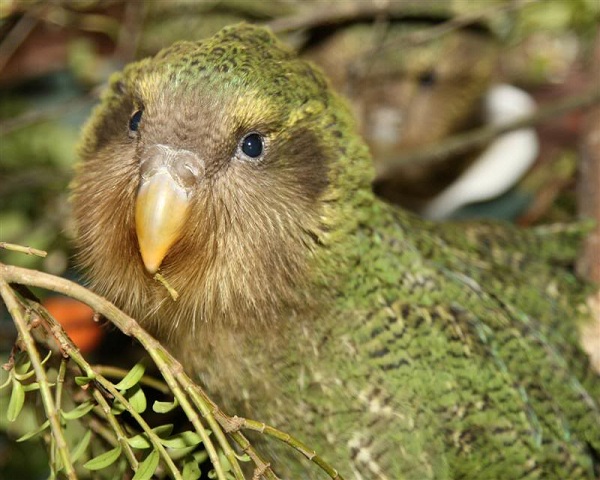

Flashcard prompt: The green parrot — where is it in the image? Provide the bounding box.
[71,24,599,479]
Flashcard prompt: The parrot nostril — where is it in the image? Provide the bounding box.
[139,144,204,189]
[175,155,205,189]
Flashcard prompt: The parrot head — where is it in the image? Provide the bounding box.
[72,24,367,341]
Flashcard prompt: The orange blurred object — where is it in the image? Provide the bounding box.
[43,296,104,353]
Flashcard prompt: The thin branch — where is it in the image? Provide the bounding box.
[0,262,236,480]
[0,10,39,73]
[347,0,533,83]
[0,242,47,258]
[0,277,76,479]
[30,303,183,480]
[376,0,534,50]
[26,301,141,471]
[230,429,279,480]
[87,415,120,448]
[148,347,233,480]
[266,1,390,34]
[377,86,600,181]
[267,0,534,36]
[240,417,342,479]
[185,385,274,480]
[50,358,68,470]
[91,385,140,469]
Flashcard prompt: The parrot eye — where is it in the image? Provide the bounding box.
[240,133,263,158]
[129,110,143,133]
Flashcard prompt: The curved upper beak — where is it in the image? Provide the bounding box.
[135,145,201,274]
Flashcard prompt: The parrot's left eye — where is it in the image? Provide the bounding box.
[129,110,143,134]
[240,133,264,159]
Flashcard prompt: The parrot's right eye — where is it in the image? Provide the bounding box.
[129,110,143,134]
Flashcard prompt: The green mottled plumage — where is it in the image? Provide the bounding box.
[72,24,599,478]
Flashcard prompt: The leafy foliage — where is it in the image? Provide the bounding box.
[0,259,343,479]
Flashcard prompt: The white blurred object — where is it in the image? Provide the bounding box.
[422,84,539,220]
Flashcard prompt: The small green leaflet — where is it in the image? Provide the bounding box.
[131,451,159,480]
[61,400,95,420]
[126,384,147,413]
[115,362,146,391]
[127,424,174,449]
[160,431,203,449]
[83,445,122,470]
[16,420,50,442]
[71,430,92,462]
[7,380,25,422]
[153,398,179,413]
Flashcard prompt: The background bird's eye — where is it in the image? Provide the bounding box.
[129,110,143,132]
[418,70,437,88]
[240,133,263,158]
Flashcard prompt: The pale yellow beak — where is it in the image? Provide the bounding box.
[135,170,190,274]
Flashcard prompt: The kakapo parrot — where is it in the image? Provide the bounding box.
[71,24,600,479]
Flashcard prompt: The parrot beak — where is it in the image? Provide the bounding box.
[135,145,201,274]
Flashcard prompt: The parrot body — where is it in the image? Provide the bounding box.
[71,25,599,479]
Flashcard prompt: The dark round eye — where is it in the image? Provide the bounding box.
[129,110,143,132]
[241,133,263,158]
[418,70,437,87]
